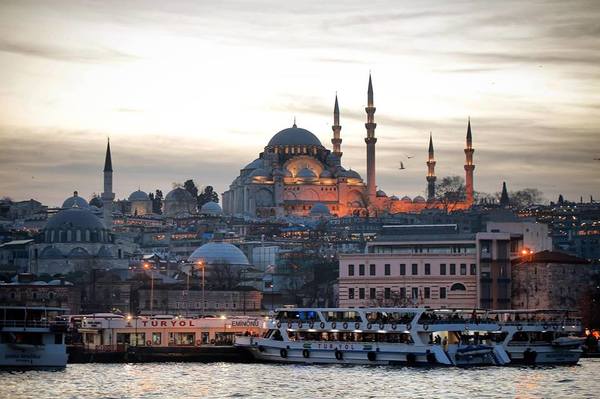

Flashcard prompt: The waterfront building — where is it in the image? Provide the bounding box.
[0,239,34,273]
[163,187,197,217]
[0,274,81,313]
[128,190,153,216]
[222,75,475,218]
[511,250,597,311]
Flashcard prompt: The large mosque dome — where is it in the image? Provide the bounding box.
[62,191,89,209]
[128,190,149,201]
[200,201,223,216]
[165,187,194,202]
[46,207,106,231]
[268,126,322,147]
[188,242,250,266]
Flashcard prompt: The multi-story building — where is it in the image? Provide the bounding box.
[339,224,524,309]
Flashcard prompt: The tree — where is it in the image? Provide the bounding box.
[435,176,466,213]
[184,179,199,199]
[151,189,163,214]
[509,188,544,207]
[198,186,219,206]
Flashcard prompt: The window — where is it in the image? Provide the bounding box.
[450,283,467,291]
[425,263,431,275]
[412,287,419,299]
[152,332,161,345]
[348,264,355,276]
[348,288,355,299]
[424,287,430,299]
[400,287,406,299]
[384,287,391,299]
[470,264,477,275]
[400,264,406,275]
[440,287,447,299]
[370,288,376,299]
[412,264,418,275]
[460,264,467,275]
[359,288,365,299]
[440,263,446,275]
[369,264,376,276]
[384,264,391,276]
[359,264,365,276]
[450,264,456,275]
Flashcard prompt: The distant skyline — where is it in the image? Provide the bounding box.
[1,0,599,207]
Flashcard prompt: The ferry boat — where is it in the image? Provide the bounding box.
[235,308,510,366]
[489,310,584,365]
[77,313,267,351]
[0,306,69,368]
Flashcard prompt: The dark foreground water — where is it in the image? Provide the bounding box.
[1,359,600,398]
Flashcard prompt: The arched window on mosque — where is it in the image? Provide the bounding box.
[450,283,467,291]
[76,230,81,242]
[67,230,72,242]
[85,230,90,242]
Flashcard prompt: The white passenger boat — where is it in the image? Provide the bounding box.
[490,310,583,365]
[0,306,69,368]
[235,308,510,366]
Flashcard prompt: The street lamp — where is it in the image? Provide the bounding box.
[144,262,154,314]
[197,261,205,318]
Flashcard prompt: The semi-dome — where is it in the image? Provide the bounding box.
[401,196,412,203]
[200,201,223,216]
[413,195,426,203]
[128,190,149,201]
[62,191,89,209]
[165,187,194,202]
[45,207,106,231]
[243,158,263,170]
[345,169,362,180]
[320,170,333,178]
[376,190,387,197]
[188,242,250,266]
[250,168,270,178]
[310,203,331,216]
[268,126,322,147]
[296,167,317,179]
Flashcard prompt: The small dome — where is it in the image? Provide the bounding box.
[250,168,270,178]
[128,190,149,201]
[401,196,412,203]
[376,190,387,197]
[45,207,106,231]
[310,203,331,216]
[200,201,223,216]
[243,159,263,170]
[345,169,362,180]
[62,191,89,209]
[165,187,195,202]
[188,242,250,266]
[390,195,399,201]
[413,195,426,203]
[320,170,333,178]
[297,168,317,179]
[326,152,341,164]
[268,126,322,147]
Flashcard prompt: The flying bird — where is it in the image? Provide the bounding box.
[594,158,600,161]
[399,162,406,170]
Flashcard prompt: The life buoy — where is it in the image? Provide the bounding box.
[391,323,397,330]
[379,323,385,330]
[367,351,377,362]
[517,324,523,331]
[355,322,361,330]
[331,322,337,329]
[280,348,288,358]
[423,323,429,331]
[334,349,343,360]
[302,349,310,359]
[542,324,549,330]
[276,321,282,328]
[465,324,469,331]
[309,321,314,329]
[367,323,372,330]
[552,325,558,331]
[406,323,412,331]
[320,322,325,329]
[298,322,303,329]
[146,340,152,346]
[343,322,348,330]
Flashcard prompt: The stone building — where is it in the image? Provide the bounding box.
[128,190,153,216]
[511,250,595,311]
[163,187,197,217]
[0,275,81,314]
[223,74,476,218]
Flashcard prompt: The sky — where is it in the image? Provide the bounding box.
[0,0,599,207]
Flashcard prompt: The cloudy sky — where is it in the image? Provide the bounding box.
[1,0,599,207]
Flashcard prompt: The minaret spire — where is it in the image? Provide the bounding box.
[365,72,377,203]
[500,181,510,207]
[464,118,475,205]
[101,138,115,229]
[331,93,342,158]
[426,132,437,201]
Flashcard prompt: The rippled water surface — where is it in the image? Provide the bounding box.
[1,359,600,398]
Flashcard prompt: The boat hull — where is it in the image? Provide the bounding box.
[0,344,68,368]
[506,346,582,365]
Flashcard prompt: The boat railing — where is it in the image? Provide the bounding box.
[501,319,581,327]
[0,319,69,329]
[417,318,497,325]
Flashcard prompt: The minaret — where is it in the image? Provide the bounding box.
[426,133,437,201]
[464,118,475,204]
[500,181,510,207]
[331,94,342,158]
[101,138,114,229]
[365,73,377,202]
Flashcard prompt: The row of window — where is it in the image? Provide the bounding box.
[347,283,467,301]
[347,263,477,277]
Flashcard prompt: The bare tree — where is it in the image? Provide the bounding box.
[435,176,466,213]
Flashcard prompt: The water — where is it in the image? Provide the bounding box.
[1,359,600,398]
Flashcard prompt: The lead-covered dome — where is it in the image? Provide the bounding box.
[310,203,331,216]
[200,201,223,216]
[128,190,149,201]
[165,187,194,202]
[268,126,322,147]
[46,207,105,230]
[62,191,89,209]
[188,242,250,266]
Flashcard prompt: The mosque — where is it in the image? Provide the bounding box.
[222,75,475,218]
